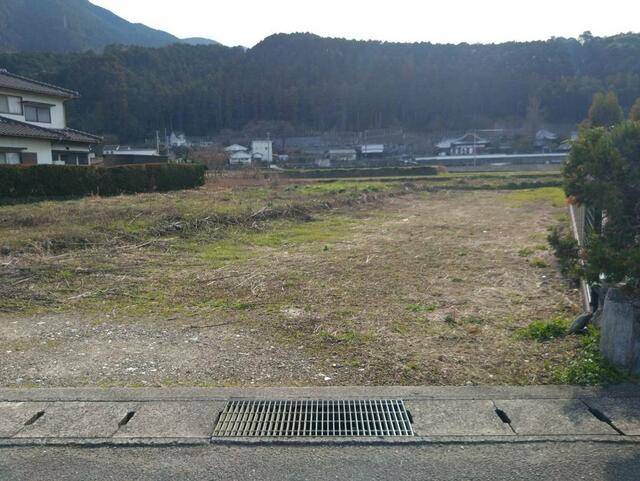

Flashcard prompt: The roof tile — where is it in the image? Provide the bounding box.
[0,69,79,99]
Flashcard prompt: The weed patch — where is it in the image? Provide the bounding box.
[519,318,568,341]
[553,328,626,385]
[529,257,549,268]
[406,303,438,313]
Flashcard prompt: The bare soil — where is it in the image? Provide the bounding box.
[0,182,582,387]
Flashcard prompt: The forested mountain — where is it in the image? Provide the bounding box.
[0,0,218,53]
[1,32,640,142]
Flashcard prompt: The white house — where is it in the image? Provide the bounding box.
[0,69,101,165]
[224,144,248,154]
[435,133,489,156]
[229,151,252,166]
[251,140,273,163]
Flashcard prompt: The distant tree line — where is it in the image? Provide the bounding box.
[2,32,640,142]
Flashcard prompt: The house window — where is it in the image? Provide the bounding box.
[53,151,89,166]
[24,105,52,123]
[0,152,21,165]
[0,94,23,115]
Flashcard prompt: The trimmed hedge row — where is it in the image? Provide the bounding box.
[283,165,438,179]
[0,163,207,198]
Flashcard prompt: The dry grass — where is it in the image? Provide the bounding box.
[0,172,583,387]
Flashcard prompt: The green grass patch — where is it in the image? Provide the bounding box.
[200,216,355,267]
[293,181,388,197]
[519,318,568,341]
[505,187,566,207]
[200,240,254,267]
[462,315,486,325]
[207,299,253,310]
[553,327,627,385]
[406,302,438,313]
[529,257,549,268]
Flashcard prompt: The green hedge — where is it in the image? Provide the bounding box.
[0,163,207,198]
[283,165,438,179]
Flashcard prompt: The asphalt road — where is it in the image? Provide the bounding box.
[2,442,640,481]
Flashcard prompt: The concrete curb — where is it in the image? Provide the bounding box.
[1,384,639,402]
[0,435,638,448]
[1,385,639,447]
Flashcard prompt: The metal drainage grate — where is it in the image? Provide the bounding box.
[213,399,414,437]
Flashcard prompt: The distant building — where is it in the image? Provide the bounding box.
[534,129,558,152]
[169,131,187,147]
[327,148,357,162]
[358,144,384,158]
[251,140,273,163]
[558,132,578,152]
[102,145,166,166]
[315,158,331,168]
[224,144,248,154]
[435,133,489,156]
[103,145,158,156]
[229,151,252,166]
[0,69,100,166]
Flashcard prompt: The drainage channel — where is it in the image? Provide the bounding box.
[492,401,516,434]
[213,400,414,438]
[585,404,625,435]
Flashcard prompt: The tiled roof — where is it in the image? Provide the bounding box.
[0,115,101,143]
[0,69,79,99]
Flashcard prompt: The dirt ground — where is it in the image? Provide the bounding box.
[0,182,583,387]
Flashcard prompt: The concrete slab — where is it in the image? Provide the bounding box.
[0,402,49,437]
[494,399,618,435]
[405,400,513,436]
[15,402,135,439]
[584,397,640,435]
[114,401,225,439]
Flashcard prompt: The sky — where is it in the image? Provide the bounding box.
[90,0,640,48]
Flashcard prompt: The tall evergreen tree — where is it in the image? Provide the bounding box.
[587,92,624,128]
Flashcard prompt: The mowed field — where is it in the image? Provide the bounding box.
[0,172,583,387]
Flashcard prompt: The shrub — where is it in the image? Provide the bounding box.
[0,163,207,199]
[519,318,568,341]
[547,224,580,282]
[283,165,438,179]
[563,122,640,286]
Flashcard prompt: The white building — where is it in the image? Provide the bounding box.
[251,140,273,163]
[328,149,357,162]
[229,151,252,166]
[0,69,100,165]
[103,145,158,156]
[224,144,248,154]
[169,131,187,147]
[435,134,489,156]
[359,144,384,157]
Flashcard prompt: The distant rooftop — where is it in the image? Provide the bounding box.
[0,69,79,99]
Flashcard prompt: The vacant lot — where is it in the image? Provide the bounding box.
[0,172,583,387]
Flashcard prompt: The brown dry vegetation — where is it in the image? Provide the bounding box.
[0,171,582,387]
